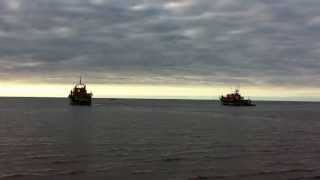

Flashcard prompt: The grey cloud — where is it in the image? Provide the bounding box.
[0,0,320,87]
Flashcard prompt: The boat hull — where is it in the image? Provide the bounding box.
[220,98,255,106]
[69,96,92,106]
[221,101,256,106]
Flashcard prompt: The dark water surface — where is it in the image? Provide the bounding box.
[1,98,320,180]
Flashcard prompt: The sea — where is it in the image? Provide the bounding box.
[1,98,320,180]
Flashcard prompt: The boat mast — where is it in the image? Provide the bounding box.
[235,84,240,94]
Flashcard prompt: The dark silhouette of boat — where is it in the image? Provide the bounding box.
[68,77,93,105]
[219,89,255,106]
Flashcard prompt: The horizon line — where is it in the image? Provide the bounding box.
[0,96,320,102]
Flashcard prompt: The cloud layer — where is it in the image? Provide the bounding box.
[1,0,320,87]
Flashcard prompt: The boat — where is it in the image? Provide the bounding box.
[68,77,93,105]
[219,89,255,106]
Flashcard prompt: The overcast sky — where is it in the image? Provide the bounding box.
[1,0,320,89]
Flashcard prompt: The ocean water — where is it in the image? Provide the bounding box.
[1,98,320,180]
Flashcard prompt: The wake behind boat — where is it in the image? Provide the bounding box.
[68,77,93,105]
[220,89,255,106]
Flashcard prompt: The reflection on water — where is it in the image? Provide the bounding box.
[1,98,320,180]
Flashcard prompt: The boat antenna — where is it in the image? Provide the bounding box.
[235,84,240,93]
[80,75,82,85]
